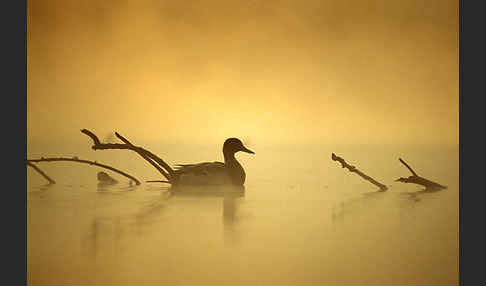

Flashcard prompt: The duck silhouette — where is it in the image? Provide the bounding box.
[171,138,254,186]
[81,129,255,187]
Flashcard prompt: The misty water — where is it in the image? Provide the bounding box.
[27,143,458,286]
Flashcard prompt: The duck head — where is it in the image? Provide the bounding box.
[223,138,255,156]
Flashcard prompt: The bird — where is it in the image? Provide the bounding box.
[172,138,254,186]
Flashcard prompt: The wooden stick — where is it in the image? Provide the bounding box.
[27,157,141,185]
[331,153,388,191]
[97,171,118,184]
[81,129,174,182]
[114,132,175,178]
[398,158,418,176]
[27,161,56,184]
[395,158,446,191]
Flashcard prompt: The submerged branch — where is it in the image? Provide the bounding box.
[331,153,388,191]
[395,158,446,191]
[27,157,141,185]
[146,180,171,184]
[27,161,56,184]
[81,129,174,183]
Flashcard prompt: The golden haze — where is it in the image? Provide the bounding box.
[27,0,458,146]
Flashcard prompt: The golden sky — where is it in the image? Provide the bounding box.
[27,0,458,146]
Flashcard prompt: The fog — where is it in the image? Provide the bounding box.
[27,1,458,285]
[28,0,457,147]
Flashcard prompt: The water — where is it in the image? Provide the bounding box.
[27,143,458,286]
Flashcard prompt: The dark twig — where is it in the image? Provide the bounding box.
[27,157,141,185]
[27,161,56,184]
[395,158,446,191]
[331,153,388,191]
[114,132,175,178]
[146,180,171,184]
[398,158,418,176]
[81,129,174,183]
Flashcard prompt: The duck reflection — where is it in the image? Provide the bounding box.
[82,184,245,257]
[169,184,245,245]
[222,186,244,245]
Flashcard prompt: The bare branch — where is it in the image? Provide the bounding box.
[114,131,175,178]
[27,161,56,184]
[331,153,388,191]
[114,132,132,145]
[398,158,418,176]
[81,129,101,145]
[395,158,446,191]
[27,157,141,185]
[81,129,174,183]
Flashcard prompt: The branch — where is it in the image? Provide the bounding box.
[395,158,446,191]
[80,129,101,145]
[146,180,171,184]
[27,157,141,185]
[398,158,418,176]
[114,132,175,178]
[27,161,56,184]
[81,129,174,182]
[331,153,388,191]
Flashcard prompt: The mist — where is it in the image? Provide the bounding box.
[27,2,459,286]
[27,0,458,148]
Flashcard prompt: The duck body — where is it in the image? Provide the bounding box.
[172,138,254,186]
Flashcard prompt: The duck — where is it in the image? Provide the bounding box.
[172,138,254,186]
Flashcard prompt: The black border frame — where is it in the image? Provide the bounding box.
[4,0,27,285]
[10,0,478,284]
[459,0,484,285]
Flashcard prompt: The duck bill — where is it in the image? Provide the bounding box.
[241,147,255,154]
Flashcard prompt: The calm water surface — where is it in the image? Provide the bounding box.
[27,144,458,286]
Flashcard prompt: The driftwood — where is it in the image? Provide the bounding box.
[331,153,388,191]
[81,129,175,184]
[27,157,141,185]
[395,158,446,191]
[27,161,56,184]
[97,171,118,185]
[146,180,171,184]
